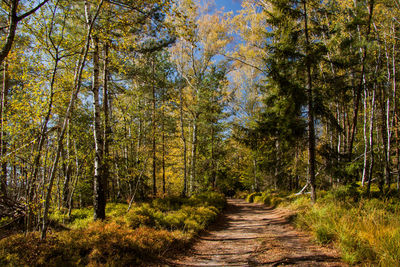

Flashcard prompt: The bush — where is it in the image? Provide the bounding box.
[125,203,163,228]
[159,206,218,232]
[321,184,360,204]
[151,196,186,212]
[246,192,261,203]
[0,222,190,266]
[106,202,128,217]
[234,191,248,199]
[188,191,226,211]
[253,192,272,206]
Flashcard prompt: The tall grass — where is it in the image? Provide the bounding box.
[284,185,400,266]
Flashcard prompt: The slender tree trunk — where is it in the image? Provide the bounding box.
[30,54,59,231]
[190,116,198,195]
[362,89,369,186]
[383,31,392,190]
[102,42,110,200]
[211,126,215,188]
[152,57,157,197]
[367,88,376,194]
[162,89,166,195]
[253,155,258,192]
[0,60,9,196]
[303,0,316,203]
[62,127,72,208]
[41,0,103,239]
[92,36,105,221]
[179,86,187,196]
[348,0,375,161]
[68,140,81,218]
[0,0,50,65]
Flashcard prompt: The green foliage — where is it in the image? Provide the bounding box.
[151,196,186,212]
[0,217,12,227]
[125,203,163,228]
[315,225,335,245]
[321,183,360,204]
[0,192,226,266]
[125,192,225,232]
[246,191,285,207]
[188,191,226,211]
[234,191,249,199]
[246,192,261,203]
[253,192,271,206]
[283,188,400,266]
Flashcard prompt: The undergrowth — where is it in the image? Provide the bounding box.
[0,191,226,266]
[246,190,285,207]
[278,185,400,266]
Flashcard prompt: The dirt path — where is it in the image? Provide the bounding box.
[167,199,345,266]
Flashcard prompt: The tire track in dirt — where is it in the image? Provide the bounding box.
[167,199,346,266]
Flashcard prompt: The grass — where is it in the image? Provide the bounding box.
[278,185,400,266]
[0,191,226,266]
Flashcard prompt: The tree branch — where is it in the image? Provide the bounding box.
[17,0,50,21]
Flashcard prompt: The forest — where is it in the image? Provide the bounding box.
[1,0,400,265]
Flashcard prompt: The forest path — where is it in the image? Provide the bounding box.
[166,199,346,266]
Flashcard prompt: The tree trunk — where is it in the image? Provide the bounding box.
[92,36,106,221]
[303,0,316,203]
[367,87,376,194]
[190,116,198,195]
[347,0,375,161]
[102,42,110,200]
[179,86,187,196]
[152,57,157,197]
[0,60,9,196]
[211,126,216,188]
[362,88,369,186]
[0,0,51,65]
[41,0,103,239]
[62,128,72,208]
[162,88,166,195]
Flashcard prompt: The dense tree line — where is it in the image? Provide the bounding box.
[231,0,400,201]
[1,0,400,239]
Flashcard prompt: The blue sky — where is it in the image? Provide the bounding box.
[214,0,243,13]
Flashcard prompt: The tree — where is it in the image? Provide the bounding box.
[170,0,232,194]
[0,0,50,65]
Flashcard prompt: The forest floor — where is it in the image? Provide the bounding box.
[164,199,346,266]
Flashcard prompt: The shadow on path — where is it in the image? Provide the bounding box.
[166,199,345,267]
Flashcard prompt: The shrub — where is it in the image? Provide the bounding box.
[321,184,360,204]
[0,222,190,266]
[246,192,261,203]
[152,196,186,212]
[163,206,218,232]
[188,191,226,211]
[253,192,272,206]
[0,191,226,266]
[234,191,249,199]
[125,203,163,228]
[105,202,128,217]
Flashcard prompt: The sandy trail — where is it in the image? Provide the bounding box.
[168,199,345,266]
